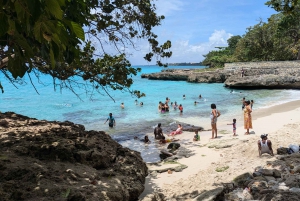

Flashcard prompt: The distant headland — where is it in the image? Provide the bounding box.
[167,62,203,66]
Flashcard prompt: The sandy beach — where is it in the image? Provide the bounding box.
[139,99,300,200]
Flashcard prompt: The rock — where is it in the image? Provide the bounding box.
[140,192,165,201]
[289,187,300,193]
[167,142,180,150]
[259,169,274,176]
[233,172,253,187]
[0,112,147,201]
[193,187,224,201]
[293,165,300,173]
[224,188,253,201]
[174,146,194,158]
[0,119,9,127]
[253,171,262,177]
[267,180,279,188]
[253,176,267,181]
[277,147,289,155]
[264,176,276,181]
[150,171,158,179]
[249,181,268,191]
[173,164,188,172]
[273,169,282,178]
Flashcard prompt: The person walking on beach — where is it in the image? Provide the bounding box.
[104,113,116,128]
[244,100,252,135]
[227,118,237,136]
[241,68,245,77]
[154,123,164,140]
[258,134,274,157]
[210,103,221,139]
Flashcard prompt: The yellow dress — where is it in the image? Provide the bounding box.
[244,105,252,129]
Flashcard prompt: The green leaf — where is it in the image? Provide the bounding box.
[45,0,63,20]
[71,21,85,40]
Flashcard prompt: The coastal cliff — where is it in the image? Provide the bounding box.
[141,61,300,89]
[0,112,147,201]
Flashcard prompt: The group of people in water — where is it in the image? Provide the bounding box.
[158,97,185,113]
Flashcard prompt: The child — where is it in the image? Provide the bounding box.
[227,118,237,136]
[179,104,183,113]
[193,130,200,141]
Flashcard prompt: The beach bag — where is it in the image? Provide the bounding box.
[289,144,299,153]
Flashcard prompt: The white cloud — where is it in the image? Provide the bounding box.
[128,30,233,65]
[166,30,233,63]
[155,0,184,16]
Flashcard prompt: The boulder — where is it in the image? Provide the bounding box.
[259,169,274,176]
[0,112,148,201]
[167,142,181,150]
[233,172,253,187]
[277,147,289,155]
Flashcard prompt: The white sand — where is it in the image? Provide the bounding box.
[139,99,300,200]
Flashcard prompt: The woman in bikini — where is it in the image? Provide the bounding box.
[210,103,221,139]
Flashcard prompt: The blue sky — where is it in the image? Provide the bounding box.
[128,0,278,65]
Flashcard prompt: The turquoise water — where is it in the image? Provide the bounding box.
[1,65,300,162]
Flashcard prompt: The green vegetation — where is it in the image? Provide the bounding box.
[215,166,229,172]
[202,1,300,68]
[0,0,172,98]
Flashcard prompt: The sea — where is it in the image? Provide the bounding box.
[1,65,300,162]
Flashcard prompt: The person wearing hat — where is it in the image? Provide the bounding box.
[257,134,274,157]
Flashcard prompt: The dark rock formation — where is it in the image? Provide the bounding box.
[141,61,300,89]
[224,74,300,89]
[216,153,300,201]
[0,112,147,201]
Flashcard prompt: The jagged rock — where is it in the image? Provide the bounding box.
[224,188,253,201]
[167,142,180,150]
[0,112,147,201]
[277,147,289,155]
[273,169,282,178]
[233,172,253,186]
[264,176,276,182]
[193,187,224,201]
[253,171,262,177]
[259,169,274,176]
[141,61,300,89]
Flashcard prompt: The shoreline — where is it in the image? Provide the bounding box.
[139,98,300,200]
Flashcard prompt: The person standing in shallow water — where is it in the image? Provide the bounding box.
[244,100,252,134]
[104,113,116,128]
[210,103,221,139]
[154,123,164,140]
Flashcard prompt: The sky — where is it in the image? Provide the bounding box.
[128,0,278,65]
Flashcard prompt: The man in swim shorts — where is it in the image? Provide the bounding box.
[154,123,164,140]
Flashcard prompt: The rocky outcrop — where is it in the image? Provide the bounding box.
[141,61,300,89]
[217,153,300,201]
[0,112,147,201]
